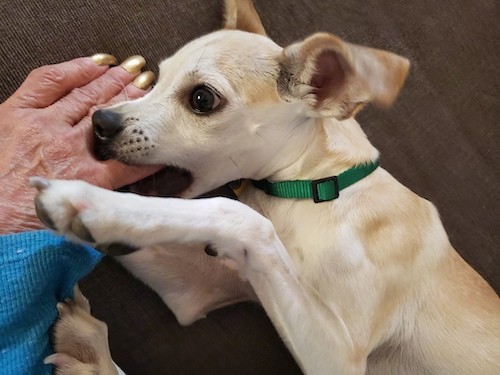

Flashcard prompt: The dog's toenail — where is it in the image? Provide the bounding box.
[34,195,57,230]
[56,302,65,314]
[29,176,51,191]
[71,217,95,243]
[96,242,140,256]
[204,244,218,257]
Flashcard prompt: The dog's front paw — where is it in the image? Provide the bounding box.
[30,177,138,255]
[45,286,119,375]
[31,177,100,242]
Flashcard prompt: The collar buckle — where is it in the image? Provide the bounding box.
[311,176,339,203]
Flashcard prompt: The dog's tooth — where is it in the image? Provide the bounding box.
[120,55,146,74]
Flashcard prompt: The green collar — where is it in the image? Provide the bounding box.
[251,160,379,203]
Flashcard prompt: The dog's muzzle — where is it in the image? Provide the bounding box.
[92,109,123,160]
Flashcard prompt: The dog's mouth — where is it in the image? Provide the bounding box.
[93,137,193,196]
[120,166,193,197]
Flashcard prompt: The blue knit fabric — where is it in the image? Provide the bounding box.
[0,230,102,375]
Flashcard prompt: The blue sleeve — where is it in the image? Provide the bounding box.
[0,230,103,375]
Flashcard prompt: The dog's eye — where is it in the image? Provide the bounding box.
[190,85,221,114]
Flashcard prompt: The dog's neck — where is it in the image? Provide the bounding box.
[185,113,379,198]
[230,115,380,202]
[267,117,379,183]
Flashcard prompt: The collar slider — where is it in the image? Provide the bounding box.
[311,176,339,203]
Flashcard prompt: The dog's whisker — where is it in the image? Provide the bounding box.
[194,46,209,69]
[229,156,243,180]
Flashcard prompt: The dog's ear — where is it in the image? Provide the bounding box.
[223,0,266,35]
[279,33,410,119]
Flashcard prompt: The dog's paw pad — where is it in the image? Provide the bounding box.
[203,243,252,279]
[70,216,95,243]
[204,244,218,257]
[95,242,140,256]
[34,195,57,230]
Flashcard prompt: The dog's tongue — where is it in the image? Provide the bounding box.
[122,166,193,197]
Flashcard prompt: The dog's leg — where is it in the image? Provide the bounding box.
[33,178,365,374]
[45,286,123,375]
[117,244,256,325]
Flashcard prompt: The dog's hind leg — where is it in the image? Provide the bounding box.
[117,243,256,325]
[45,286,123,375]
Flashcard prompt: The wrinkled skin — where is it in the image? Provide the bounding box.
[0,57,161,233]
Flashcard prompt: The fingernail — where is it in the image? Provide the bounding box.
[120,55,146,74]
[90,53,118,66]
[132,71,156,90]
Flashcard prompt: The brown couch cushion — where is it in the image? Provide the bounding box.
[1,0,497,373]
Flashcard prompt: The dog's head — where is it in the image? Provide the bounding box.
[93,0,409,197]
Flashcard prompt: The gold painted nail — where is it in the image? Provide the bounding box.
[90,53,118,66]
[120,55,146,74]
[132,71,156,90]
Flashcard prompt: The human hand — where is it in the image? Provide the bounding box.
[0,55,161,233]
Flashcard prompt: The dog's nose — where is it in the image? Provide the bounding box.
[92,109,124,141]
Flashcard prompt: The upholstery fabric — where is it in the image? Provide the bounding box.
[0,0,498,373]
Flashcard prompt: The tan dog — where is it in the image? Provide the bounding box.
[32,0,500,374]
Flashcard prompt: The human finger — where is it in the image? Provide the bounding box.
[65,71,159,188]
[6,55,116,109]
[105,70,156,107]
[51,56,147,125]
[75,71,156,137]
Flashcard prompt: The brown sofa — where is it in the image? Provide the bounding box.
[1,0,498,373]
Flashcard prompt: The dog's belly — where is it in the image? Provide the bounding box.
[117,243,255,325]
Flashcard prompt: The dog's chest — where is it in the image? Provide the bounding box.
[241,188,369,279]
